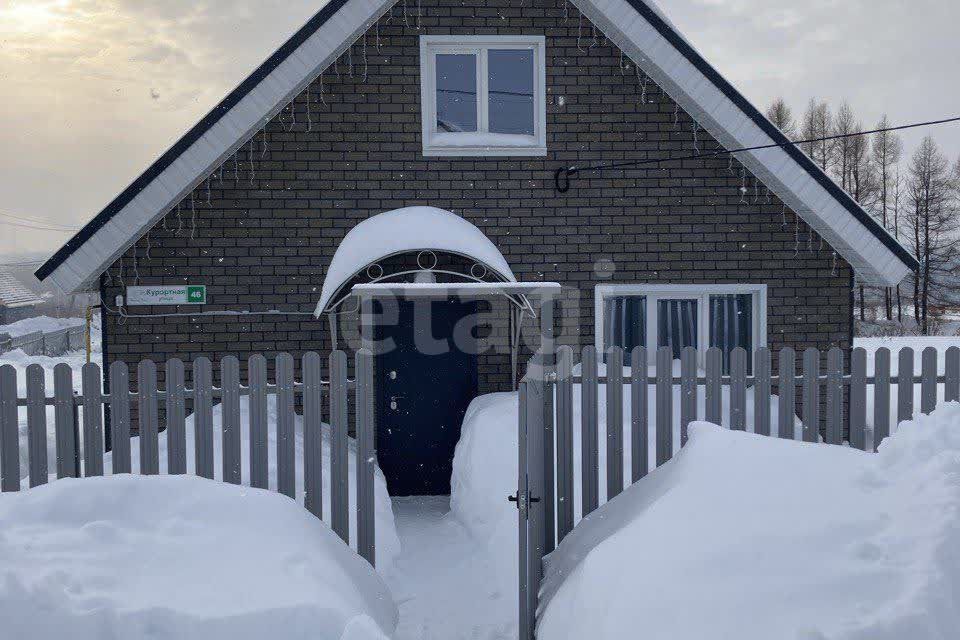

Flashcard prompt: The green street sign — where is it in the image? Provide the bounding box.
[126,285,208,306]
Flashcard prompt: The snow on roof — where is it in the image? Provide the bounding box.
[36,0,917,292]
[315,207,517,315]
[0,271,42,309]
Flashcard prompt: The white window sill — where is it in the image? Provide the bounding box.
[422,132,546,157]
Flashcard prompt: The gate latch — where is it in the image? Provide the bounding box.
[508,490,541,514]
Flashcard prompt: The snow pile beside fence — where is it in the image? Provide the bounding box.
[0,475,397,640]
[537,405,960,640]
[449,382,798,585]
[101,395,402,571]
[0,316,87,357]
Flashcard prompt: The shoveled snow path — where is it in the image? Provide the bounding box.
[384,497,514,640]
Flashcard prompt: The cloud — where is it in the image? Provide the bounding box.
[1,0,958,258]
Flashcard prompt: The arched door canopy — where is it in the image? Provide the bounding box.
[314,206,517,316]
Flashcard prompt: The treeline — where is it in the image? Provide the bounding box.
[767,98,960,335]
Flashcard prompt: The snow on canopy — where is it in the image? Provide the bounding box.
[314,207,517,315]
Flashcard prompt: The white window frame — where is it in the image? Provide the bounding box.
[594,284,768,365]
[419,35,547,157]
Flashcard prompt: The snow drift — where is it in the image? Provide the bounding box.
[0,475,397,640]
[102,396,401,570]
[538,405,960,640]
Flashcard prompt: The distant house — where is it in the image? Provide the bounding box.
[36,0,916,495]
[0,269,43,325]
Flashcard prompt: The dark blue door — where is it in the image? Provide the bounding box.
[375,297,479,496]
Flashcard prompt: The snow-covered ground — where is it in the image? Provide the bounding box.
[0,314,85,337]
[102,395,402,570]
[538,406,960,639]
[0,474,397,640]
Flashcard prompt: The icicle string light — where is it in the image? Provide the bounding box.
[362,34,368,82]
[781,203,787,228]
[693,122,700,155]
[306,92,314,132]
[577,13,584,52]
[262,129,268,159]
[249,139,256,185]
[591,23,598,49]
[563,0,569,22]
[376,21,381,50]
[794,215,800,257]
[403,0,409,28]
[832,252,838,276]
[131,242,140,285]
[176,202,183,236]
[319,73,327,105]
[727,154,735,176]
[190,193,197,241]
[674,102,680,129]
[145,231,152,261]
[417,0,422,30]
[739,167,747,204]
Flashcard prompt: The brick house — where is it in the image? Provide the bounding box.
[36,0,916,494]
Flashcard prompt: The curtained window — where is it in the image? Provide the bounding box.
[603,296,646,352]
[709,294,754,374]
[657,299,699,360]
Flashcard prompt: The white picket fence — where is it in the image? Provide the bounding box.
[0,350,377,566]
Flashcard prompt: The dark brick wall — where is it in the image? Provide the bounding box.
[100,0,853,395]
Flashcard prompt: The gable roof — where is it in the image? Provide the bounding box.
[0,270,43,309]
[36,0,918,292]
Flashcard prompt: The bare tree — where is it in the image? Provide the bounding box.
[872,115,904,320]
[800,99,833,172]
[766,98,797,138]
[905,137,958,334]
[891,170,906,323]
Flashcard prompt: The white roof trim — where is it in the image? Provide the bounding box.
[315,207,518,315]
[40,0,915,293]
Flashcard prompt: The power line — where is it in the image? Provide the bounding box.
[0,211,80,232]
[554,115,960,192]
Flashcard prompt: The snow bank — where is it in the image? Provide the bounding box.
[449,386,798,634]
[0,475,397,640]
[538,406,960,640]
[102,395,401,570]
[0,315,84,338]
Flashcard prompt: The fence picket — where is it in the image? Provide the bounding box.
[52,365,78,479]
[249,355,269,490]
[946,347,960,403]
[556,346,574,541]
[680,347,697,444]
[355,349,376,566]
[221,356,242,485]
[655,347,672,467]
[165,359,187,475]
[730,348,747,432]
[921,347,937,415]
[874,348,891,449]
[330,350,349,544]
[753,347,771,436]
[109,361,131,474]
[802,349,820,443]
[897,347,914,426]
[705,348,722,424]
[137,360,160,475]
[193,357,214,480]
[606,347,624,500]
[303,352,324,519]
[850,348,867,451]
[778,348,796,439]
[81,363,104,477]
[630,347,648,483]
[277,353,296,499]
[26,364,48,486]
[580,346,599,517]
[825,348,843,446]
[0,365,20,491]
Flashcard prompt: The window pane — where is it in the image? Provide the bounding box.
[657,299,699,360]
[709,294,754,374]
[436,54,477,132]
[603,296,646,352]
[487,49,535,135]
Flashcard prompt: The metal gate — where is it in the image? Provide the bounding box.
[516,364,547,640]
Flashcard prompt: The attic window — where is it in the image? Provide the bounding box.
[419,35,547,157]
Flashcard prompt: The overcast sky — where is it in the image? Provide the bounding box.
[2,0,958,261]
